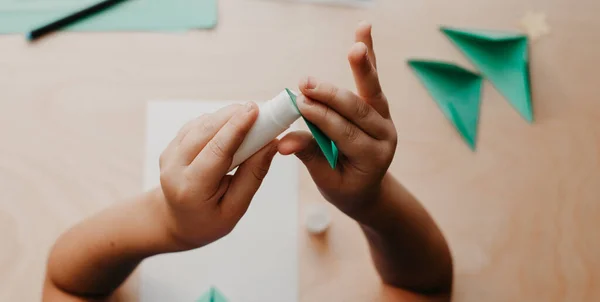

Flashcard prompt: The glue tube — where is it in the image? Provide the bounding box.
[229,90,302,171]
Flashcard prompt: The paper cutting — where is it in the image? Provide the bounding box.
[408,60,483,150]
[440,27,533,123]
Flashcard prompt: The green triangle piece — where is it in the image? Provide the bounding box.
[211,287,228,302]
[441,27,526,41]
[195,287,229,302]
[407,60,483,150]
[195,289,211,302]
[285,88,339,169]
[440,27,533,123]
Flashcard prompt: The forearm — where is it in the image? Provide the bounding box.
[43,188,182,300]
[356,173,453,295]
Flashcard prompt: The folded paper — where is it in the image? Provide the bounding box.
[286,88,339,168]
[196,287,229,302]
[440,27,533,123]
[408,60,483,150]
[0,0,217,33]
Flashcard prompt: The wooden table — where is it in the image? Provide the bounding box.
[2,0,600,301]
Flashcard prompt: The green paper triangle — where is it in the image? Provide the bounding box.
[440,27,533,123]
[407,60,483,150]
[441,27,527,41]
[196,287,229,302]
[285,88,339,169]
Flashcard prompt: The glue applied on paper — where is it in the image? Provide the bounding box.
[144,101,298,302]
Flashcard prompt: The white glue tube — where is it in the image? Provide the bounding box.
[229,90,302,171]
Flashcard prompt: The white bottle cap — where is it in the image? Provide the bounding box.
[305,202,331,235]
[262,90,301,128]
[229,90,302,171]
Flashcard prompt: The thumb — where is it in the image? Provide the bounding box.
[279,131,329,169]
[220,140,278,221]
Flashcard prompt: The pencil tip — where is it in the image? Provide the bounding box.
[25,32,33,41]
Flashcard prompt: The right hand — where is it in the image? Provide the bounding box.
[158,103,278,250]
[278,22,397,220]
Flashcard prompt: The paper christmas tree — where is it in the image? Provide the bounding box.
[440,27,533,123]
[196,287,229,302]
[286,88,339,168]
[408,60,483,150]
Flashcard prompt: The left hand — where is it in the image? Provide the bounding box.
[158,103,278,250]
[278,22,398,219]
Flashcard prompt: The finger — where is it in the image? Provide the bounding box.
[279,131,332,173]
[220,141,278,221]
[355,21,376,68]
[160,114,213,168]
[295,95,377,157]
[177,104,242,146]
[299,77,390,139]
[278,131,315,155]
[347,43,390,119]
[188,102,259,189]
[176,104,243,165]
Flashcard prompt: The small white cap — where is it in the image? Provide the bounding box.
[304,203,331,235]
[264,90,301,128]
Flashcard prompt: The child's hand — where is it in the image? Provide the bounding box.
[279,22,397,219]
[158,103,278,249]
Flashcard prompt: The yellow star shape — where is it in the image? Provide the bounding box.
[519,12,550,41]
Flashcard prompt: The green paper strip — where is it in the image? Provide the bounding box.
[407,60,483,150]
[440,26,533,123]
[0,0,217,34]
[285,88,339,169]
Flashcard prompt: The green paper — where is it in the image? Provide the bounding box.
[0,0,217,34]
[407,60,483,150]
[196,287,228,302]
[285,88,339,169]
[440,27,533,123]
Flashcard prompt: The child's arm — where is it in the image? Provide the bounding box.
[358,173,453,295]
[278,22,452,298]
[43,103,278,301]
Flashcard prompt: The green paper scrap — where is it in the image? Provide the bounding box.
[285,88,339,169]
[196,287,229,302]
[0,0,217,34]
[440,27,533,123]
[407,60,483,150]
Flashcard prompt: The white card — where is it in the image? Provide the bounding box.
[143,101,299,302]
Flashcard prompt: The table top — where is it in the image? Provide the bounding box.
[2,0,600,301]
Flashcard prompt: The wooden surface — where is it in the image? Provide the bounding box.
[1,0,600,301]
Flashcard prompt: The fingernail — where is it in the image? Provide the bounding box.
[304,76,317,90]
[355,42,368,58]
[298,94,313,106]
[244,102,254,112]
[358,20,372,31]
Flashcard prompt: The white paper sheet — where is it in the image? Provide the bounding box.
[143,101,298,302]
